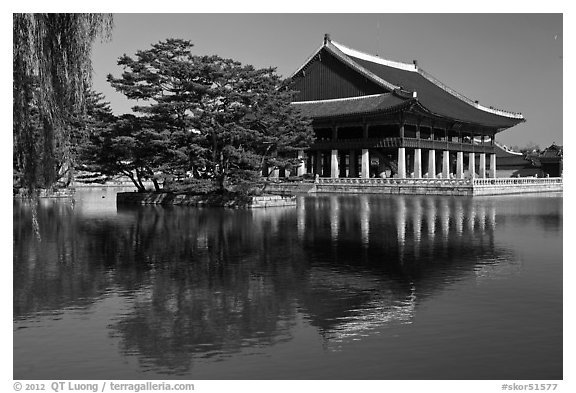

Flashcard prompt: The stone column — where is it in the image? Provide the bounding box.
[442,150,450,179]
[456,151,464,179]
[349,150,357,177]
[315,151,322,176]
[331,149,339,178]
[296,150,306,176]
[414,148,422,178]
[479,153,486,178]
[428,150,436,178]
[489,153,497,178]
[361,149,370,178]
[468,152,476,179]
[397,147,406,178]
[270,167,279,178]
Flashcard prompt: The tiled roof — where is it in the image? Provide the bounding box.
[291,37,525,128]
[292,93,410,119]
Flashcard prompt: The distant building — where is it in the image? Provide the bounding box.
[494,143,542,178]
[286,34,525,179]
[537,143,563,177]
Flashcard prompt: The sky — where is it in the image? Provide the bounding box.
[91,13,563,149]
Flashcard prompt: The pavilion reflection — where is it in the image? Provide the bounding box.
[303,194,499,258]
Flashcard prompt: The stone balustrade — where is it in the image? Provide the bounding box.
[318,177,473,186]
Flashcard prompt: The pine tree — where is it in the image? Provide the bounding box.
[107,38,314,192]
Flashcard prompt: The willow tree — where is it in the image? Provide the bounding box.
[13,13,113,190]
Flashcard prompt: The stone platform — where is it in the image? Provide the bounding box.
[265,177,562,196]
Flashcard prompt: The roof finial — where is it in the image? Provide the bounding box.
[324,33,331,44]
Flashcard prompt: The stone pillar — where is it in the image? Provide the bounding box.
[315,151,322,176]
[489,153,497,178]
[349,150,357,177]
[397,147,406,178]
[479,153,486,178]
[361,149,370,178]
[456,151,464,179]
[428,149,436,178]
[270,167,279,178]
[414,148,422,178]
[331,149,339,178]
[468,152,476,179]
[442,150,450,179]
[296,150,306,176]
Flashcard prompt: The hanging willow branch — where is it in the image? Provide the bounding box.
[13,13,113,190]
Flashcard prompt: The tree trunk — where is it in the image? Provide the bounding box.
[217,173,227,192]
[41,117,56,188]
[135,169,146,192]
[124,170,145,192]
[145,167,161,192]
[151,177,161,192]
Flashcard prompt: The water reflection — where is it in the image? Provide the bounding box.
[13,192,562,378]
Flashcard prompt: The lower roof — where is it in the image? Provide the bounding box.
[292,93,409,119]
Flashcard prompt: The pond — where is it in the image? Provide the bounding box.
[13,188,562,380]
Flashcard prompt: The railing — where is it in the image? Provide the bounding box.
[316,177,562,188]
[473,177,563,186]
[311,137,495,153]
[318,177,472,187]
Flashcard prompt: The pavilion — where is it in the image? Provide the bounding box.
[287,34,525,180]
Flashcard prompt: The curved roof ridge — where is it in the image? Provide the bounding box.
[417,68,525,120]
[331,41,418,72]
[292,93,392,105]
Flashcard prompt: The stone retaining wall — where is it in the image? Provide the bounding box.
[314,184,473,195]
[264,177,562,196]
[116,192,296,208]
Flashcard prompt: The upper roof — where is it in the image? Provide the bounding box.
[290,35,525,129]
